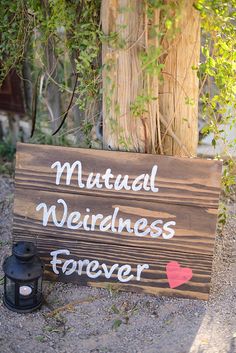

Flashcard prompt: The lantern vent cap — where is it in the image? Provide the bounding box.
[13,241,37,260]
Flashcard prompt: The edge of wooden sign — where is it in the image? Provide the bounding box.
[15,141,223,168]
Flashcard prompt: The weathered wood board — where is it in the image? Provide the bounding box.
[13,143,222,300]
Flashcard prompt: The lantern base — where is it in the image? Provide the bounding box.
[3,296,43,313]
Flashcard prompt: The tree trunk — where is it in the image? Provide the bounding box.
[101,0,148,152]
[22,53,33,118]
[44,36,61,133]
[41,0,61,134]
[101,0,200,157]
[69,51,85,143]
[159,0,200,157]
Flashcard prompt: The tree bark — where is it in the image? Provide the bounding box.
[22,53,33,118]
[44,36,61,133]
[101,0,147,152]
[41,0,61,133]
[159,0,200,157]
[101,0,200,156]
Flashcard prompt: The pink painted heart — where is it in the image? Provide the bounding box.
[166,261,192,289]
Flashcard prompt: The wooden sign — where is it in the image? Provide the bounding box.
[13,143,222,300]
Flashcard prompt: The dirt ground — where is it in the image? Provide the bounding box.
[0,175,236,353]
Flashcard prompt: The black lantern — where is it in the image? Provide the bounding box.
[3,241,44,313]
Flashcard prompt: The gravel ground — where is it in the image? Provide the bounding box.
[0,176,236,353]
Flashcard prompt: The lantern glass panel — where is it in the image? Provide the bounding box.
[18,280,38,308]
[5,277,15,304]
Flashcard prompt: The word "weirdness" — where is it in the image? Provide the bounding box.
[36,199,176,239]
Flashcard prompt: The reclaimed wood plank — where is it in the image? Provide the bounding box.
[15,143,222,209]
[13,234,212,300]
[13,188,218,255]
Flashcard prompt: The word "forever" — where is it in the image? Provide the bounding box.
[50,249,150,283]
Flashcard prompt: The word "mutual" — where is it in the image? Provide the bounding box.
[51,161,159,193]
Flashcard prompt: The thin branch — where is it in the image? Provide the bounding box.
[159,111,191,157]
[52,73,79,135]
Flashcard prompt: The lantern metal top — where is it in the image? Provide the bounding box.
[13,241,37,260]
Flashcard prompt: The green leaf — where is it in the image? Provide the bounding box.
[202,46,209,57]
[193,2,203,11]
[35,336,46,343]
[201,125,210,135]
[165,19,172,30]
[111,304,120,314]
[208,57,215,68]
[112,319,122,330]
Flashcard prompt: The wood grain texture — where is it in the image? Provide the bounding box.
[159,0,200,157]
[101,0,148,152]
[13,143,222,300]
